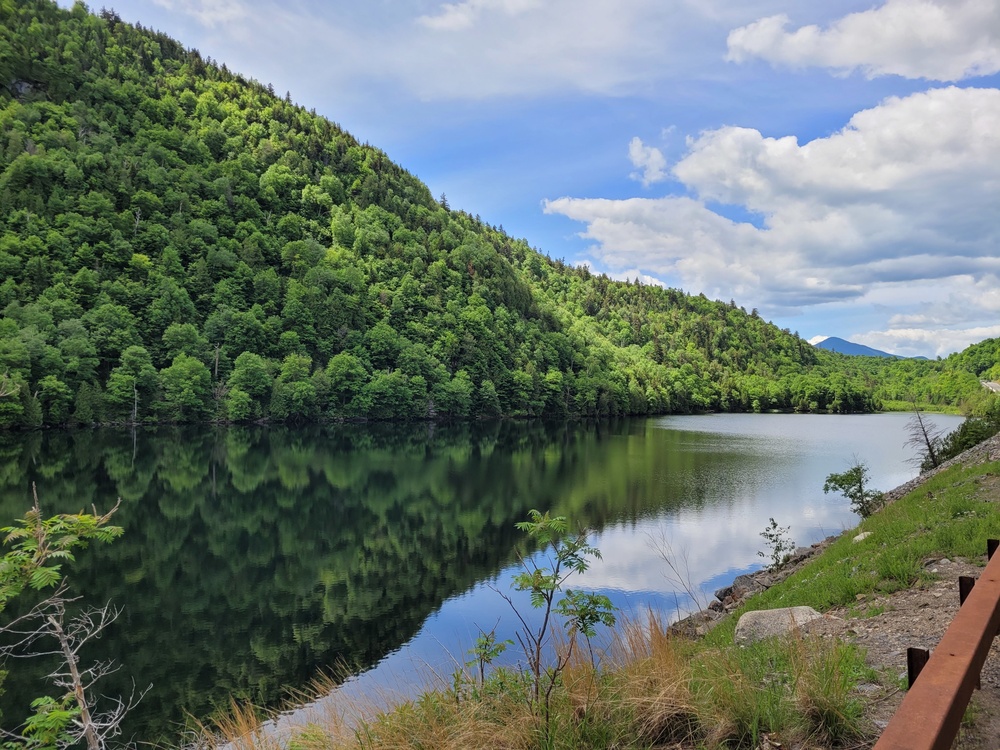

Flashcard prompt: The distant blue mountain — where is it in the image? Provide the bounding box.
[814,336,903,358]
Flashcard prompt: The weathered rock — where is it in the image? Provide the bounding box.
[731,573,766,599]
[853,531,872,543]
[788,546,812,563]
[734,606,824,644]
[714,584,733,602]
[669,609,722,638]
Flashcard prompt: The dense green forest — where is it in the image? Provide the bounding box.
[0,0,997,428]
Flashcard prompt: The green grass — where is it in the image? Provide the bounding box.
[879,400,964,414]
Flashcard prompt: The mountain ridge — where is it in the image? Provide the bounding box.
[814,336,933,360]
[814,336,903,359]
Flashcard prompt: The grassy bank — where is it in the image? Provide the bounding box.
[879,399,964,414]
[208,454,1000,750]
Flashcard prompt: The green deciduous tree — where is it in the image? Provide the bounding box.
[362,370,414,420]
[270,354,317,421]
[823,461,884,519]
[105,345,158,423]
[35,375,73,425]
[157,353,212,422]
[497,510,615,742]
[225,351,273,420]
[758,517,795,569]
[325,352,368,417]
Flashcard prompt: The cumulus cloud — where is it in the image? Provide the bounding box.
[151,0,247,26]
[856,324,1000,359]
[849,275,1000,356]
[545,86,1000,317]
[726,0,1000,81]
[628,137,669,186]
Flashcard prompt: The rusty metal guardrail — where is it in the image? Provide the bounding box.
[874,539,1000,750]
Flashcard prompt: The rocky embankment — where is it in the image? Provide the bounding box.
[670,535,838,637]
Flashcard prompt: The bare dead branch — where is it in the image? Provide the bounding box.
[1,593,137,750]
[646,527,709,615]
[0,371,19,399]
[906,400,946,470]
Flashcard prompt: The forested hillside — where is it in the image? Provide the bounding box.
[810,337,1000,415]
[0,0,968,428]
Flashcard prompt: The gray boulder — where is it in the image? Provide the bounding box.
[731,573,766,599]
[734,606,824,644]
[714,583,733,602]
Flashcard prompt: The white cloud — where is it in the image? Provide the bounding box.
[399,0,683,99]
[418,0,542,31]
[187,0,807,102]
[808,335,829,345]
[856,325,1000,359]
[628,136,669,186]
[109,0,854,102]
[545,86,1000,320]
[151,0,247,26]
[581,261,667,288]
[727,0,1000,81]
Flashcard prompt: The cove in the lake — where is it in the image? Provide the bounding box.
[0,413,962,742]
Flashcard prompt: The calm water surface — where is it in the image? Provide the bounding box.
[0,413,962,741]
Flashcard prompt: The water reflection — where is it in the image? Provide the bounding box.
[0,414,962,742]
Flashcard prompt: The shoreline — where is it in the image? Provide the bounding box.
[672,431,1000,637]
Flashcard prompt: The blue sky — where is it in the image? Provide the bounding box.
[62,0,1000,358]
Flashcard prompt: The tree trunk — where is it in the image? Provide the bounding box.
[48,611,101,750]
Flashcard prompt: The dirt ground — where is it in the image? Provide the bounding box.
[804,556,1000,749]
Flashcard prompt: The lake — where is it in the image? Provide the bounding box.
[0,413,963,742]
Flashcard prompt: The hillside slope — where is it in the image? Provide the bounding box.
[0,1,887,427]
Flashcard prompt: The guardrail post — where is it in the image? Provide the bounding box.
[906,647,929,688]
[959,575,976,605]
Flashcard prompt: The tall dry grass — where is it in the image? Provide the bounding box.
[201,611,873,750]
[603,613,700,746]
